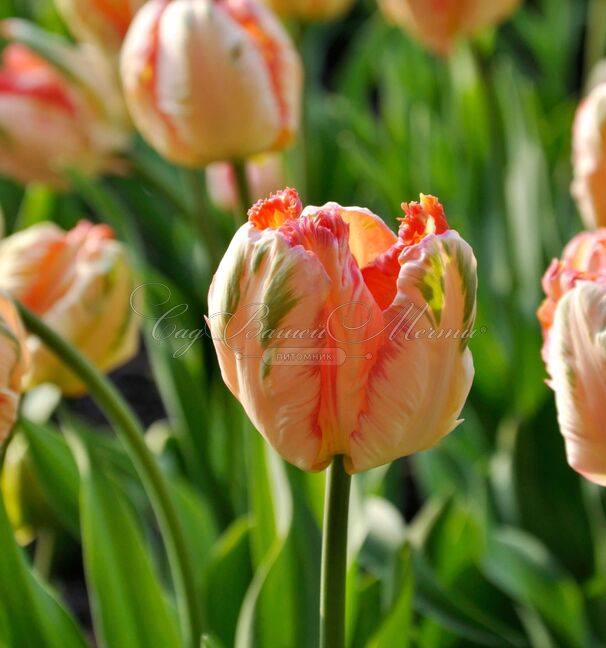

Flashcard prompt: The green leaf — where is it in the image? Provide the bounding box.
[0,490,89,648]
[235,434,295,648]
[69,436,183,648]
[368,545,414,648]
[483,527,589,647]
[204,517,253,647]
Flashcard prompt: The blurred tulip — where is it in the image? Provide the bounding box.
[572,82,606,229]
[258,0,354,22]
[207,155,286,211]
[0,294,28,446]
[538,229,606,486]
[378,0,521,55]
[0,20,130,187]
[1,434,58,544]
[120,0,302,167]
[0,221,140,397]
[55,0,145,53]
[208,189,477,473]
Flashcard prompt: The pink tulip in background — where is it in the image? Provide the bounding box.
[207,155,286,211]
[120,0,302,167]
[208,190,477,473]
[538,230,606,486]
[0,20,129,187]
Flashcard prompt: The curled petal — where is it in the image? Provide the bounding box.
[547,282,606,486]
[351,231,477,472]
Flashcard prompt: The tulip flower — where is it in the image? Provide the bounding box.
[258,0,354,22]
[0,20,129,187]
[571,82,606,229]
[208,189,477,473]
[0,295,28,445]
[0,221,140,397]
[378,0,521,55]
[207,155,286,211]
[120,0,302,167]
[538,229,606,486]
[55,0,145,53]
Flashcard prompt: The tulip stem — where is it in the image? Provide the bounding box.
[15,303,203,648]
[320,455,351,648]
[232,160,253,218]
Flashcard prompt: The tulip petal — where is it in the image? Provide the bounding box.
[350,231,477,472]
[547,282,606,486]
[208,223,333,471]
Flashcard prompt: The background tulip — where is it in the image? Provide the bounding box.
[208,190,477,473]
[120,0,302,168]
[378,0,521,55]
[207,154,285,211]
[0,20,130,187]
[571,82,606,229]
[55,0,145,53]
[0,221,140,396]
[0,294,28,445]
[539,229,606,486]
[258,0,354,22]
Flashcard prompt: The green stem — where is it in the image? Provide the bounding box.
[16,303,202,648]
[585,0,606,84]
[181,169,222,272]
[232,160,253,220]
[320,455,352,648]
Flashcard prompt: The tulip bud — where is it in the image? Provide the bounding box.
[0,20,130,187]
[120,0,302,167]
[378,0,521,55]
[55,0,145,53]
[538,229,606,486]
[0,221,140,397]
[207,155,286,211]
[0,294,28,446]
[572,82,606,229]
[257,0,354,22]
[208,189,477,473]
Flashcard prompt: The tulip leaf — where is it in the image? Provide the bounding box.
[235,434,296,648]
[0,490,88,648]
[483,527,589,647]
[204,517,253,647]
[68,435,183,648]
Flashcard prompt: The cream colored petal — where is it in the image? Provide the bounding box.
[350,231,477,472]
[547,282,606,486]
[208,223,333,471]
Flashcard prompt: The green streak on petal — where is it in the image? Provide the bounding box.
[416,249,445,327]
[252,243,269,275]
[260,262,300,352]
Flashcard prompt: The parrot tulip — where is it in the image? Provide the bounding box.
[208,189,478,473]
[120,0,302,167]
[378,0,521,55]
[538,229,606,486]
[0,221,140,397]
